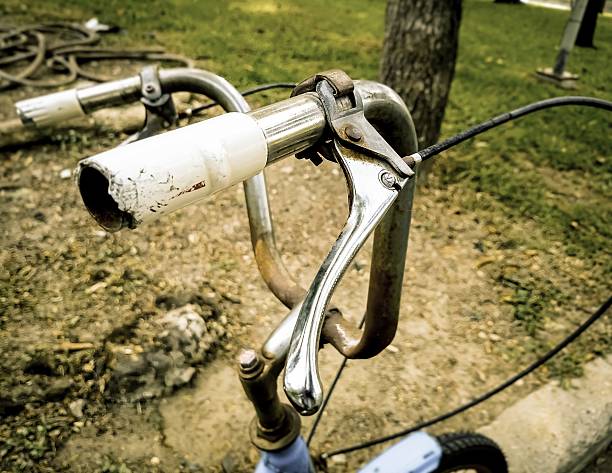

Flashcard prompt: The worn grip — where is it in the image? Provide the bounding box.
[76,112,268,232]
[15,89,85,127]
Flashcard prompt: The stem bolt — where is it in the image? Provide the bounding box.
[379,171,397,188]
[344,125,362,142]
[144,84,155,94]
[238,348,261,373]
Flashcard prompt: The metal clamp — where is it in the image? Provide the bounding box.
[125,65,178,143]
[283,71,417,415]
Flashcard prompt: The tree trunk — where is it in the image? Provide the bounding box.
[575,0,604,48]
[380,0,462,179]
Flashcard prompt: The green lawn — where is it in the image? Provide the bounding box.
[2,0,610,263]
[3,0,609,264]
[444,2,611,263]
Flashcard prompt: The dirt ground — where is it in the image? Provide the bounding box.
[582,443,612,473]
[1,80,610,472]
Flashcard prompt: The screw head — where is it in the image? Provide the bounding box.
[379,171,396,188]
[238,349,260,371]
[344,125,362,142]
[144,84,155,93]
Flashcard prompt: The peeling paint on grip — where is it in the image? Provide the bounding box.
[77,112,268,230]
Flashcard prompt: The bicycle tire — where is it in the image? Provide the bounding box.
[433,432,508,473]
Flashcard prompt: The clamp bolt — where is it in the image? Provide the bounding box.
[144,84,156,94]
[238,348,261,373]
[344,125,363,142]
[379,171,396,189]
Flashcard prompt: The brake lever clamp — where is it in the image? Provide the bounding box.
[124,65,178,144]
[284,70,418,415]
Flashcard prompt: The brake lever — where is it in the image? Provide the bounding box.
[284,76,416,415]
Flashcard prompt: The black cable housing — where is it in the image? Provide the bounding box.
[320,296,610,459]
[180,82,296,118]
[417,96,612,161]
[313,95,612,459]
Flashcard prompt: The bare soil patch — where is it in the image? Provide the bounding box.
[1,88,609,472]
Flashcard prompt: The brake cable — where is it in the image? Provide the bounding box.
[178,82,296,119]
[307,95,612,458]
[409,96,612,163]
[319,296,610,459]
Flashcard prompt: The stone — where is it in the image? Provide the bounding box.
[106,304,226,402]
[480,355,612,473]
[164,367,195,388]
[69,398,85,418]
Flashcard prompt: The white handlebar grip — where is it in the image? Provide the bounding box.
[77,112,268,232]
[15,89,85,127]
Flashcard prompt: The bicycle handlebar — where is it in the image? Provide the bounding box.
[78,112,268,231]
[76,81,411,232]
[15,88,86,127]
[15,76,141,127]
[76,78,418,417]
[17,66,310,314]
[15,66,274,128]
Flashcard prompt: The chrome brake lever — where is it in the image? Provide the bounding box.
[283,78,415,415]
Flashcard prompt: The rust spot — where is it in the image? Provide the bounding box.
[176,180,206,197]
[254,238,305,309]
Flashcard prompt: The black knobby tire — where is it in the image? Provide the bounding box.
[433,432,508,473]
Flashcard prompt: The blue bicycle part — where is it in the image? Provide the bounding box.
[255,431,442,473]
[255,436,314,473]
[357,431,442,473]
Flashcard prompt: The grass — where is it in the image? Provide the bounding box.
[441,2,611,261]
[2,0,609,262]
[498,275,567,337]
[2,0,610,372]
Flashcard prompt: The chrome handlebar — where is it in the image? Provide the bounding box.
[69,70,418,418]
[16,67,307,310]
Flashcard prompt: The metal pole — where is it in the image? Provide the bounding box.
[553,0,589,76]
[536,0,589,88]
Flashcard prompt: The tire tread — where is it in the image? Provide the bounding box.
[434,431,508,473]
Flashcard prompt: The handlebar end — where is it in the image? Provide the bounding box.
[15,89,85,127]
[77,164,136,232]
